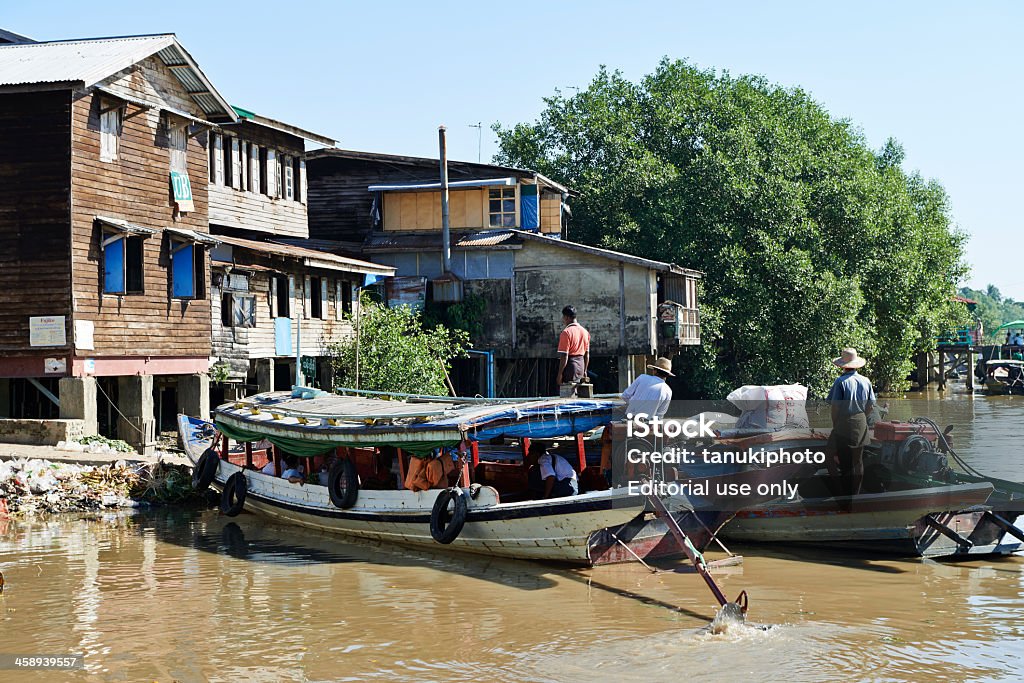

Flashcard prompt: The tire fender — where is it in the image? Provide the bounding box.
[220,472,248,517]
[430,487,468,544]
[192,448,220,492]
[327,458,360,509]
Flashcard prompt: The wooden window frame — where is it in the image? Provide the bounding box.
[99,105,122,163]
[283,155,294,201]
[210,133,225,186]
[488,186,517,228]
[169,237,205,300]
[222,292,256,328]
[101,229,144,295]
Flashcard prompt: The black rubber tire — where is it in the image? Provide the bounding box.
[192,448,220,492]
[430,487,468,544]
[220,472,247,517]
[327,458,360,509]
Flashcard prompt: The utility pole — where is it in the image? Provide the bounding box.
[469,122,482,162]
[439,125,451,273]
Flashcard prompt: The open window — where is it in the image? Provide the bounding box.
[166,228,219,300]
[97,216,155,295]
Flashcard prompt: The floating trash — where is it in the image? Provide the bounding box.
[0,457,201,516]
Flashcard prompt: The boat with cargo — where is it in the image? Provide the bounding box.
[706,419,1024,557]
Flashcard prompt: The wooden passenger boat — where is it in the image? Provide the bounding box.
[709,423,1024,558]
[178,391,716,566]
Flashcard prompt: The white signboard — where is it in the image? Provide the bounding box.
[74,319,95,350]
[29,316,66,347]
[44,358,66,374]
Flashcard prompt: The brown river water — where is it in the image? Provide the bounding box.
[1,389,1022,682]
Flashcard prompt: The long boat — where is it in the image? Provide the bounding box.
[179,391,717,566]
[707,423,1024,558]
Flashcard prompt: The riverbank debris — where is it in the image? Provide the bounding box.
[0,458,201,515]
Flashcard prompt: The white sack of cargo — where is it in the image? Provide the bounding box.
[725,384,809,433]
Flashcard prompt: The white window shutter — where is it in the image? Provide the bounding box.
[213,134,225,186]
[303,275,311,319]
[320,279,328,319]
[284,156,294,201]
[267,149,277,197]
[251,145,260,194]
[335,280,342,320]
[288,275,296,319]
[230,138,240,190]
[100,109,118,162]
[299,159,307,205]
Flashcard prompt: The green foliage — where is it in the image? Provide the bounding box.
[79,434,134,453]
[209,361,232,384]
[494,60,968,395]
[960,286,1024,342]
[423,293,487,338]
[327,297,470,395]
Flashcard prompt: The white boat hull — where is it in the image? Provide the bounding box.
[180,415,645,565]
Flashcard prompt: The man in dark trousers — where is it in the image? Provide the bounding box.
[555,305,590,389]
[826,348,876,499]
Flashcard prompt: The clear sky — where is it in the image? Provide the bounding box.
[5,1,1019,296]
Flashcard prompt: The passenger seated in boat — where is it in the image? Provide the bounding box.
[526,442,578,499]
[260,457,277,476]
[280,456,305,484]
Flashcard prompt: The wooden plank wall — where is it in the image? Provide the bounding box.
[0,91,73,356]
[70,56,212,357]
[210,260,357,371]
[307,156,533,243]
[209,122,308,238]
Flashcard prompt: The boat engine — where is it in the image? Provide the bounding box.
[873,422,948,477]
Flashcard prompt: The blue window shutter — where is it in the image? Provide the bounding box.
[520,184,539,230]
[104,237,125,293]
[173,242,195,298]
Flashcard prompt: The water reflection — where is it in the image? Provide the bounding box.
[0,390,1023,681]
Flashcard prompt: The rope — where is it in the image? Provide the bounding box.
[95,379,145,436]
[911,416,984,478]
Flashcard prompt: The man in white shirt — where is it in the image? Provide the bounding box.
[622,357,674,419]
[526,441,578,498]
[602,357,675,484]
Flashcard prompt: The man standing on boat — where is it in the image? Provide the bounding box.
[826,348,876,499]
[555,305,590,389]
[602,357,675,485]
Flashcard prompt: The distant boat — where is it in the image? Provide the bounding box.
[979,359,1024,395]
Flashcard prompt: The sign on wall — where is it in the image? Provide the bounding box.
[29,316,66,347]
[74,319,95,350]
[170,171,195,213]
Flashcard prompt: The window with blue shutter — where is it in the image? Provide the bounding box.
[171,239,195,298]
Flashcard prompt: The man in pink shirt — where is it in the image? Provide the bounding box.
[555,305,590,388]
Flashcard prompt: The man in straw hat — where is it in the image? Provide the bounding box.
[600,357,675,484]
[826,348,876,499]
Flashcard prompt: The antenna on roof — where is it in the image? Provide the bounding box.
[468,122,482,163]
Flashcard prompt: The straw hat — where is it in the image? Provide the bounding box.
[833,348,866,370]
[647,357,676,377]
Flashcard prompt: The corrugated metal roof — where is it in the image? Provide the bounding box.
[368,178,515,192]
[0,34,235,120]
[363,231,523,252]
[361,229,701,276]
[216,234,395,275]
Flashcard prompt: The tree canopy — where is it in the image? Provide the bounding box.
[494,59,967,396]
[326,299,469,396]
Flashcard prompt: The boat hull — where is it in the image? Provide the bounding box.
[180,415,645,565]
[720,483,1024,558]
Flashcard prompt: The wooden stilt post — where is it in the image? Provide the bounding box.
[245,441,253,469]
[939,351,946,391]
[966,348,975,392]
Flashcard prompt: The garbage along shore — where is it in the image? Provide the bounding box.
[0,436,201,516]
